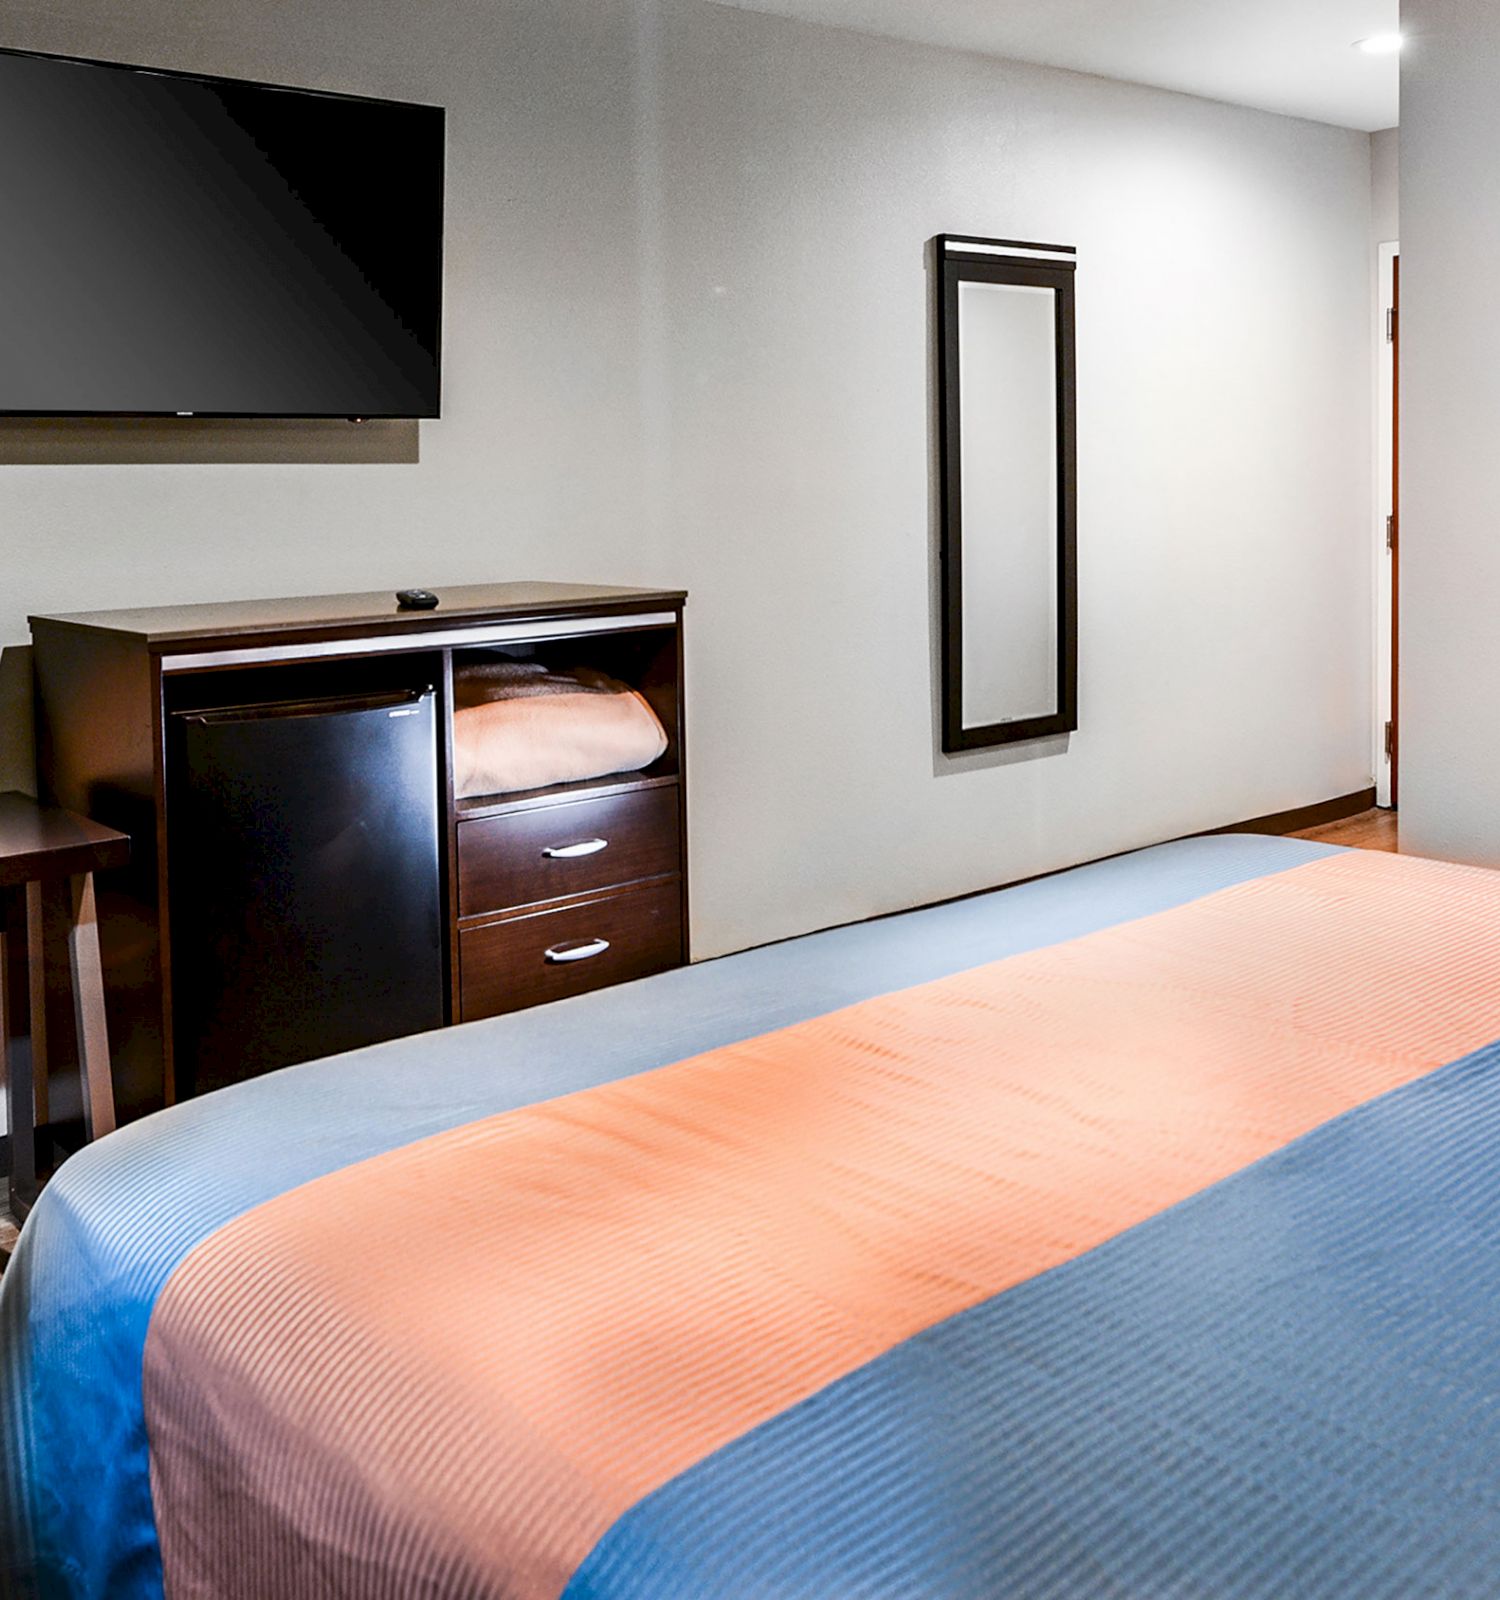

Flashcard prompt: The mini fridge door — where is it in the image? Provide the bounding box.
[168,685,445,1097]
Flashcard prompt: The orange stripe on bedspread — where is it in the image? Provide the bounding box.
[143,850,1500,1600]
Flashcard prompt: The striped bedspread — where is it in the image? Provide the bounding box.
[7,835,1500,1598]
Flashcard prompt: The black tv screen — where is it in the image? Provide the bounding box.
[0,50,444,418]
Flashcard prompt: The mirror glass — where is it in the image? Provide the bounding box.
[957,280,1059,729]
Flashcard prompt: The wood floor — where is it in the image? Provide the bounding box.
[1291,807,1398,852]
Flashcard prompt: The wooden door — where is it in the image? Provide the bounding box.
[1391,254,1400,807]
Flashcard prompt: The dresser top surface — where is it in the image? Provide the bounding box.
[31,582,687,651]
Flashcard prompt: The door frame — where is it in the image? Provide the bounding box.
[1374,241,1398,808]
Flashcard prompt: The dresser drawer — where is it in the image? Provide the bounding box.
[457,785,679,918]
[459,878,683,1020]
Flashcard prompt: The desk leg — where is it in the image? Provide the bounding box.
[69,873,116,1143]
[5,887,36,1222]
[26,882,48,1131]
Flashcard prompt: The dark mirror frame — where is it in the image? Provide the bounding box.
[936,234,1078,752]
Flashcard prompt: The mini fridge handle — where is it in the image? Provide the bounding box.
[177,687,432,726]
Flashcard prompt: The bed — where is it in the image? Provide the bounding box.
[6,833,1500,1599]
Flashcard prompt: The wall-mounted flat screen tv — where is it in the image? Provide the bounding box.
[0,49,444,418]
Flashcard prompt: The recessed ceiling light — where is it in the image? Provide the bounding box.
[1354,33,1404,56]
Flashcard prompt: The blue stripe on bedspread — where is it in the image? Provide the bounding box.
[0,834,1335,1600]
[566,1034,1500,1600]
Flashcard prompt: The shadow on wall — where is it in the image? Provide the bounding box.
[0,648,36,796]
[0,416,419,467]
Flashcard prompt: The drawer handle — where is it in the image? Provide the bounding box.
[542,838,609,860]
[545,937,611,964]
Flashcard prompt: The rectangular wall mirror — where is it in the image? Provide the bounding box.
[936,234,1077,751]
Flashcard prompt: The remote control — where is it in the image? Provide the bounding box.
[396,589,440,611]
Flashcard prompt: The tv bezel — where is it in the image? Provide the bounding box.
[0,46,446,421]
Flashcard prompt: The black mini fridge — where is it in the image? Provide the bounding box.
[167,683,446,1097]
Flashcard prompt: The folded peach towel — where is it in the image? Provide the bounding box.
[453,663,668,798]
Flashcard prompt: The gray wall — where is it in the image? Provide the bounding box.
[1,0,1376,957]
[1399,0,1500,864]
[1372,125,1399,243]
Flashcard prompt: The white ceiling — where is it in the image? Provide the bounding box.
[705,0,1401,131]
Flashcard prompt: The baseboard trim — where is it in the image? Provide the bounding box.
[698,786,1384,965]
[1201,787,1377,840]
[930,785,1382,914]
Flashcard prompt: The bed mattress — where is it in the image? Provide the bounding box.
[6,834,1500,1598]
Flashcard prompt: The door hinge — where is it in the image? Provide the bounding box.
[1387,307,1397,343]
[1386,514,1395,550]
[1384,720,1395,760]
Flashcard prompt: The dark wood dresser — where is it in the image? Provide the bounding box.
[30,583,688,1120]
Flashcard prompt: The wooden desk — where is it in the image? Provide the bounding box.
[0,792,130,1219]
[31,584,687,1114]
